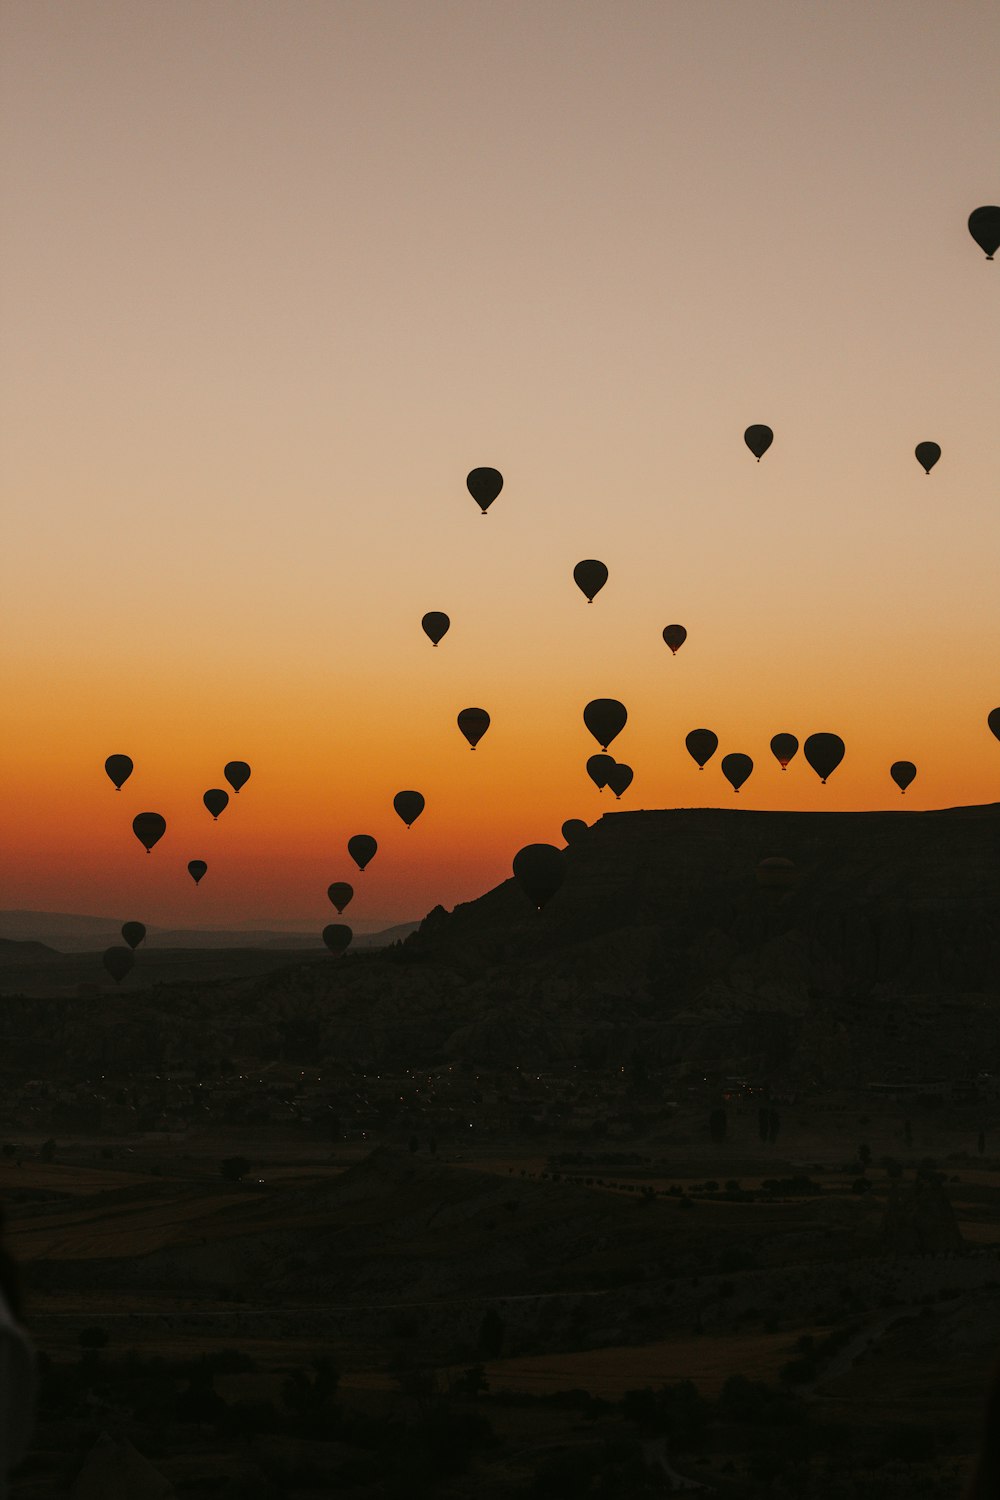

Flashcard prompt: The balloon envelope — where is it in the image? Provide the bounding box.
[685,728,718,769]
[989,708,1000,742]
[105,754,133,790]
[103,946,134,983]
[393,790,425,827]
[187,860,207,884]
[662,624,687,655]
[890,760,916,793]
[915,442,941,474]
[421,611,450,646]
[322,923,352,956]
[132,812,166,852]
[757,857,797,892]
[457,707,490,749]
[804,732,845,783]
[770,733,799,769]
[606,762,633,799]
[203,788,229,820]
[721,753,753,792]
[561,819,587,846]
[348,834,377,871]
[512,843,565,911]
[327,881,354,913]
[224,761,251,793]
[969,206,1000,260]
[586,753,615,790]
[583,698,627,750]
[573,559,608,603]
[744,424,773,460]
[467,466,503,514]
[121,921,146,950]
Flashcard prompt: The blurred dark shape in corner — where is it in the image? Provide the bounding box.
[1,1202,37,1485]
[966,1355,1000,1497]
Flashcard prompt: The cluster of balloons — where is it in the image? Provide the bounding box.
[102,920,146,984]
[320,789,429,954]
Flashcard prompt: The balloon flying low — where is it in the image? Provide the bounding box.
[744,424,773,461]
[393,790,425,827]
[804,732,845,783]
[103,946,134,984]
[605,762,633,799]
[105,754,133,790]
[586,753,615,791]
[203,788,229,820]
[327,882,353,913]
[457,707,490,749]
[573,560,608,603]
[968,206,1000,260]
[224,761,251,793]
[348,834,377,872]
[757,857,797,893]
[512,843,566,911]
[467,466,503,515]
[989,708,1000,743]
[187,860,207,885]
[721,753,753,792]
[561,819,587,846]
[583,698,627,751]
[662,624,686,655]
[132,812,166,852]
[890,760,916,794]
[685,728,718,769]
[121,922,146,950]
[322,923,352,956]
[770,733,799,770]
[915,442,941,475]
[421,611,450,646]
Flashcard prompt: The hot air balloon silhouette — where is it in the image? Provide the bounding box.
[421,611,450,646]
[203,789,229,820]
[989,708,1000,742]
[187,860,207,885]
[890,760,916,794]
[721,753,753,792]
[224,761,251,793]
[573,560,608,603]
[132,812,166,852]
[804,733,845,784]
[327,881,354,913]
[770,733,799,770]
[756,857,797,893]
[586,753,615,791]
[121,922,146,950]
[322,923,352,956]
[969,206,1000,260]
[915,442,941,475]
[393,790,425,828]
[583,699,627,751]
[102,946,134,984]
[457,707,490,749]
[662,625,687,655]
[606,762,633,799]
[348,835,377,872]
[467,466,503,515]
[512,843,565,911]
[561,819,587,846]
[744,425,773,461]
[685,728,718,769]
[105,754,133,790]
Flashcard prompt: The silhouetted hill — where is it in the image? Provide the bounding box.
[0,937,60,965]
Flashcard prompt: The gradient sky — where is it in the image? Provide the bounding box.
[2,1,998,933]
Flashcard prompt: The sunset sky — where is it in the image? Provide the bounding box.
[2,1,998,933]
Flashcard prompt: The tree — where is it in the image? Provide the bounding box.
[221,1155,251,1183]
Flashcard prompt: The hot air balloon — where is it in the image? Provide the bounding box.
[121,922,146,950]
[132,812,166,852]
[606,762,633,799]
[662,624,687,655]
[573,560,608,603]
[393,790,425,827]
[102,946,134,984]
[586,753,614,791]
[457,707,490,749]
[224,761,251,793]
[744,425,773,461]
[915,442,941,475]
[421,611,450,647]
[512,843,565,911]
[989,708,1000,742]
[203,789,229,820]
[804,732,845,783]
[969,206,1000,260]
[770,733,799,770]
[327,881,354,913]
[583,698,627,751]
[756,857,797,893]
[685,728,718,770]
[105,754,133,790]
[562,819,587,846]
[890,760,916,794]
[322,923,352,956]
[722,753,753,792]
[467,466,503,515]
[187,860,207,884]
[348,834,377,872]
